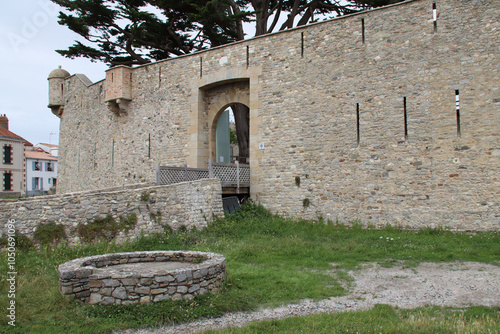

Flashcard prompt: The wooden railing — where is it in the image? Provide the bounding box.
[156,160,249,188]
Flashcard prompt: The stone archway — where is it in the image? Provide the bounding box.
[187,66,263,200]
[200,79,250,166]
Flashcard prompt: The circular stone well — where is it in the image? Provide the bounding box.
[58,251,226,305]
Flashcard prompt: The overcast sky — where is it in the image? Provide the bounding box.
[0,0,108,146]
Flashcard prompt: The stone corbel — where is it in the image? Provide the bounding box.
[106,98,131,115]
[50,106,65,118]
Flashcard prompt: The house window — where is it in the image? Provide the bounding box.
[33,161,41,171]
[3,145,12,164]
[4,172,12,191]
[46,162,53,171]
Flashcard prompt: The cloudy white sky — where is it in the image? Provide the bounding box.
[0,1,108,146]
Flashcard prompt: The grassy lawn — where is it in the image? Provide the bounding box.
[0,203,499,333]
[204,305,500,333]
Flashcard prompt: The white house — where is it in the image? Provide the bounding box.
[0,115,31,198]
[25,148,58,195]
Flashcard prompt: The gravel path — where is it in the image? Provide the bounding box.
[116,261,500,334]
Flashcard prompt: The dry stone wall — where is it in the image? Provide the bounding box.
[0,179,223,244]
[54,0,499,231]
[58,251,226,305]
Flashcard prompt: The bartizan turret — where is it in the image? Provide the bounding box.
[47,66,71,117]
[105,65,132,115]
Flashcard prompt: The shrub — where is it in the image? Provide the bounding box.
[150,210,162,223]
[33,222,66,245]
[140,192,150,202]
[119,213,138,232]
[78,213,139,243]
[77,214,119,242]
[9,232,35,251]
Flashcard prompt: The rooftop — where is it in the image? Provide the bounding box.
[0,127,33,146]
[25,150,57,161]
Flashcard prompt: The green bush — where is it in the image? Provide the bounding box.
[12,232,34,251]
[77,213,139,243]
[33,222,66,245]
[150,210,162,223]
[0,236,7,248]
[77,214,119,242]
[119,213,138,232]
[140,192,150,202]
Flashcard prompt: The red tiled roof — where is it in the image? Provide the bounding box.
[0,127,33,146]
[25,150,57,161]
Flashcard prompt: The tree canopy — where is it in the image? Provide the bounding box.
[51,0,403,66]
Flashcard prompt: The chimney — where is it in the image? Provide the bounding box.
[0,114,8,130]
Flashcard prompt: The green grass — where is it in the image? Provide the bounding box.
[203,305,500,333]
[0,203,499,333]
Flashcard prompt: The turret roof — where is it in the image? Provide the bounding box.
[48,66,71,79]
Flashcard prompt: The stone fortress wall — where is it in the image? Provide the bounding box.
[53,0,499,231]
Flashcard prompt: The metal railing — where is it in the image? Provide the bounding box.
[157,160,250,188]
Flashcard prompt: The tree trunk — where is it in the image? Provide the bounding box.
[231,104,250,163]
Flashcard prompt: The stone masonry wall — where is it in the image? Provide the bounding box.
[54,0,499,231]
[58,251,226,305]
[0,179,223,244]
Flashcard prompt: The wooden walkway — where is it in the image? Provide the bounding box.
[156,161,250,194]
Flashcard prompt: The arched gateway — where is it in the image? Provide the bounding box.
[186,67,263,197]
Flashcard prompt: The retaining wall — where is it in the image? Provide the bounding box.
[0,179,223,244]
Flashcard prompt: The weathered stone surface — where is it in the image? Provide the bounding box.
[135,286,150,295]
[102,279,120,287]
[59,286,74,295]
[60,271,75,280]
[89,293,102,304]
[155,275,175,283]
[171,294,183,301]
[153,294,170,302]
[188,284,200,293]
[121,278,138,286]
[101,297,115,305]
[140,296,151,303]
[112,287,127,299]
[139,278,153,285]
[176,286,188,294]
[176,272,187,282]
[89,280,102,288]
[151,288,168,295]
[121,300,137,305]
[75,290,90,298]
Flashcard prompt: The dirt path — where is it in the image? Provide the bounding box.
[117,261,500,334]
